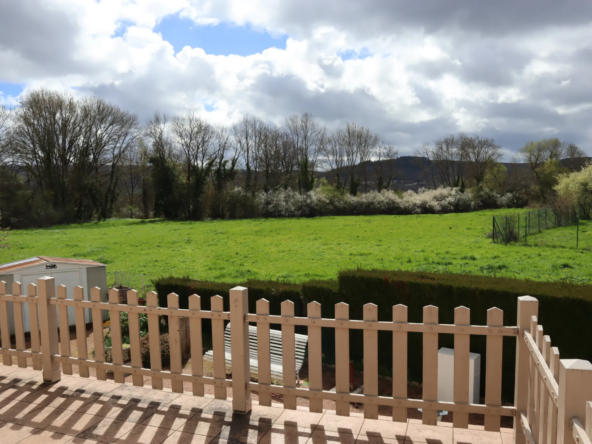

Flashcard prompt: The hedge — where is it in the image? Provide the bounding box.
[327,270,592,401]
[154,271,592,402]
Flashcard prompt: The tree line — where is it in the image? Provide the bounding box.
[0,89,399,227]
[416,134,587,205]
[0,89,587,228]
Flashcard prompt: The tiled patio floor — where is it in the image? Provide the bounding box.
[0,365,514,444]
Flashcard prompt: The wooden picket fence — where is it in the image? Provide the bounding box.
[1,278,592,444]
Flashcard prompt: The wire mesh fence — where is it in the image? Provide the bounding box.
[492,208,580,246]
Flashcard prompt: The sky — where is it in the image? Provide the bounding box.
[1,1,591,158]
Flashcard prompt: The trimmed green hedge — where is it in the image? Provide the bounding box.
[154,271,592,402]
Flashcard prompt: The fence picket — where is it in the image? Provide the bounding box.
[392,304,408,422]
[484,308,504,431]
[364,303,379,419]
[282,300,297,410]
[0,281,12,366]
[453,306,470,429]
[27,284,42,371]
[546,347,559,444]
[211,295,227,399]
[74,286,89,377]
[108,288,125,383]
[127,290,143,387]
[335,302,350,416]
[534,325,544,442]
[168,293,183,393]
[308,301,323,413]
[257,299,271,406]
[423,305,439,425]
[538,336,551,444]
[12,283,27,368]
[38,277,61,382]
[57,285,73,375]
[514,297,538,444]
[91,287,107,380]
[147,291,163,390]
[189,295,204,396]
[527,316,539,437]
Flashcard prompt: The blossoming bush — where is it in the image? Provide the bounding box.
[212,185,517,219]
[554,164,592,218]
[249,187,515,218]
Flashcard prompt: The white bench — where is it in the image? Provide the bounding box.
[204,323,308,384]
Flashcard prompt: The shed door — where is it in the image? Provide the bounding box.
[21,270,80,330]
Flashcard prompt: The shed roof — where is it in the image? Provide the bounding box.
[0,256,105,274]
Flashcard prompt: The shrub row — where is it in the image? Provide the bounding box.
[154,271,592,402]
[203,186,521,221]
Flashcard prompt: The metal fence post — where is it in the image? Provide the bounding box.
[37,276,61,383]
[493,217,495,243]
[230,286,252,415]
[525,213,528,245]
[514,296,539,444]
[557,360,592,444]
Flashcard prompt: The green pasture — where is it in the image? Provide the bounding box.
[1,210,591,289]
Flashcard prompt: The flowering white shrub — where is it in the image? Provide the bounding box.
[216,186,516,219]
[255,187,480,218]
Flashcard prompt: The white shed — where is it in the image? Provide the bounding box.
[0,256,108,335]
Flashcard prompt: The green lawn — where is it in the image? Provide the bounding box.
[1,211,591,289]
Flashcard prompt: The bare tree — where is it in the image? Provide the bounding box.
[415,143,439,189]
[171,113,217,179]
[79,96,139,220]
[285,113,327,192]
[144,112,182,219]
[321,128,348,189]
[462,134,502,187]
[564,143,587,171]
[0,105,11,165]
[144,112,174,160]
[416,135,467,188]
[370,143,399,191]
[10,89,138,221]
[257,125,297,191]
[341,122,381,194]
[233,115,266,193]
[121,143,143,218]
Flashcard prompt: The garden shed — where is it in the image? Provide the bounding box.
[0,256,108,335]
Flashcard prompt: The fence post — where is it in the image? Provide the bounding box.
[37,276,61,383]
[557,360,592,444]
[230,286,252,415]
[514,296,539,444]
[586,401,592,440]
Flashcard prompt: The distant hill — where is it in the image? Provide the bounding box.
[316,156,589,191]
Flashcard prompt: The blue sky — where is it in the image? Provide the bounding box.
[338,48,373,61]
[152,15,287,56]
[0,82,23,98]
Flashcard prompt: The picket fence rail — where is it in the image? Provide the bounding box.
[1,277,592,444]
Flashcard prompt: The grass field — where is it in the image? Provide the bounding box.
[1,210,591,289]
